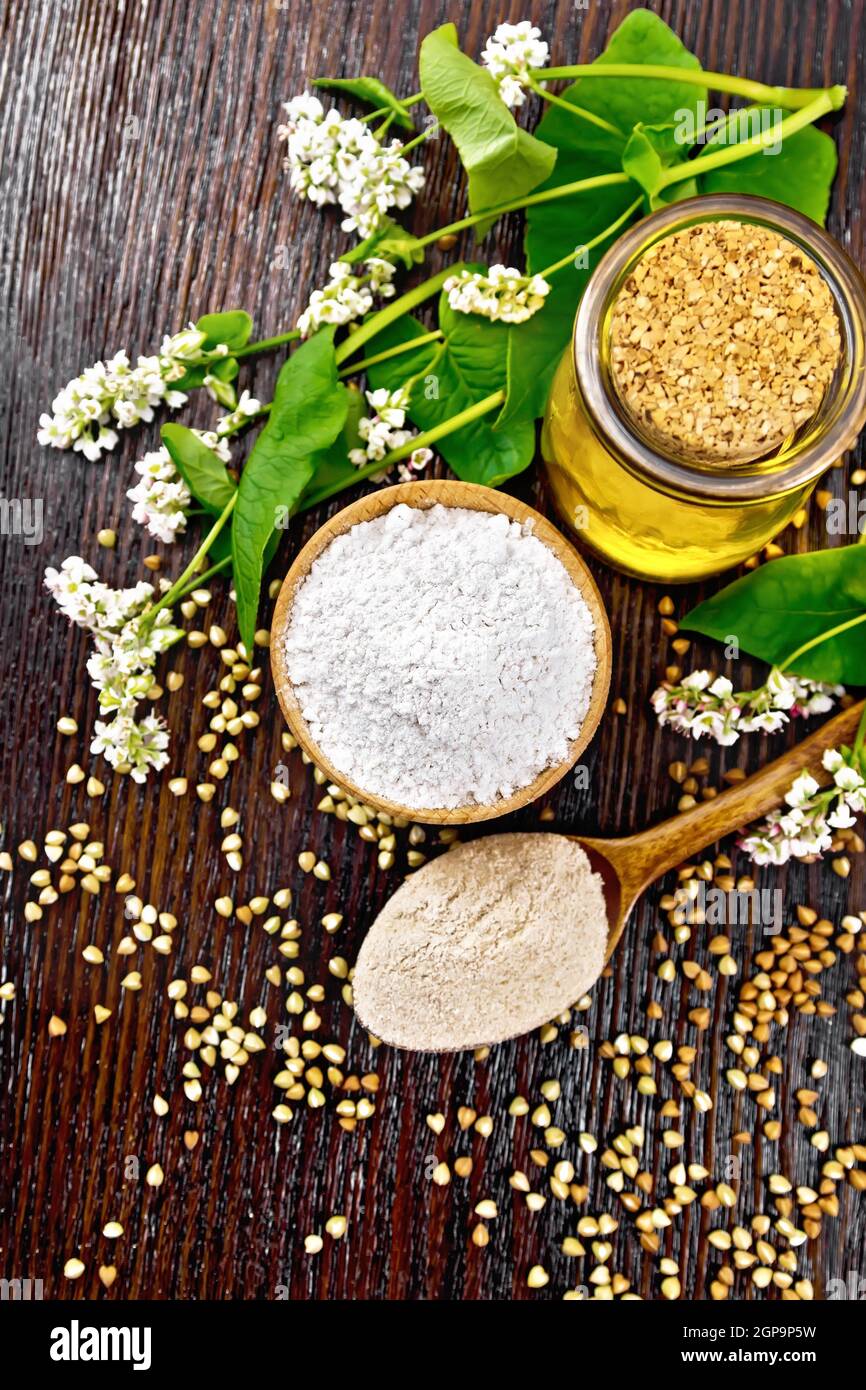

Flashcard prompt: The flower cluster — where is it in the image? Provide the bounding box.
[741,747,866,865]
[37,328,231,461]
[481,21,549,108]
[349,386,433,482]
[127,430,231,543]
[277,93,425,237]
[444,265,551,324]
[44,556,183,781]
[651,668,841,746]
[296,258,396,338]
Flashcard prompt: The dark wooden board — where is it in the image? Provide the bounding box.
[1,0,864,1301]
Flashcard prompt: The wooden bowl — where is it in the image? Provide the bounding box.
[270,480,612,824]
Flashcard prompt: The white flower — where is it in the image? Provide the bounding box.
[828,801,858,829]
[38,330,232,460]
[216,390,262,436]
[740,831,792,867]
[444,265,551,325]
[126,430,231,542]
[277,94,425,238]
[481,21,549,108]
[833,764,865,793]
[651,666,842,746]
[681,670,712,692]
[785,772,820,809]
[127,449,192,544]
[91,713,170,783]
[296,258,396,339]
[348,386,433,482]
[44,556,100,623]
[191,429,231,464]
[396,447,434,484]
[45,558,183,780]
[740,742,865,866]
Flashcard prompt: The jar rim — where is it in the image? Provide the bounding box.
[573,194,866,501]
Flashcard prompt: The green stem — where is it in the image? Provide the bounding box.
[338,330,443,377]
[401,124,438,154]
[272,175,632,378]
[299,391,504,510]
[174,555,232,600]
[233,329,300,359]
[536,65,846,112]
[334,266,456,365]
[375,112,396,138]
[412,171,632,251]
[144,493,237,625]
[658,90,838,190]
[525,75,620,135]
[855,700,866,758]
[539,196,644,277]
[361,93,424,124]
[779,612,866,673]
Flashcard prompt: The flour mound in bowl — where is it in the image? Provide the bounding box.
[281,503,597,809]
[352,834,609,1051]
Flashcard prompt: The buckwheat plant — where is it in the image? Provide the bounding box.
[349,386,433,481]
[741,747,866,865]
[444,265,551,324]
[296,258,396,339]
[277,93,425,237]
[37,328,233,461]
[651,668,842,746]
[127,431,231,543]
[44,557,183,781]
[481,21,549,108]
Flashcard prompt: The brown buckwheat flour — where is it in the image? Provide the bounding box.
[352,833,608,1051]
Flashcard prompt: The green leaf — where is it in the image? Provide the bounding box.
[195,310,253,350]
[313,76,415,130]
[622,122,691,205]
[300,388,366,501]
[419,23,556,234]
[506,10,705,430]
[508,175,639,426]
[537,10,706,162]
[161,424,237,515]
[367,303,535,486]
[233,328,349,650]
[682,546,866,685]
[699,118,838,225]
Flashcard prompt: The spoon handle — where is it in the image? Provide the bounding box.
[618,699,865,892]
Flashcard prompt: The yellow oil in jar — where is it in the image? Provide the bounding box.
[541,349,817,584]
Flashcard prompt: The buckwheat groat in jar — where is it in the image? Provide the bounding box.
[542,195,866,582]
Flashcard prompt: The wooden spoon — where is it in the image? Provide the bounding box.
[354,700,863,1052]
[583,699,864,964]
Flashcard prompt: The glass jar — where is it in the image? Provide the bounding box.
[541,194,866,582]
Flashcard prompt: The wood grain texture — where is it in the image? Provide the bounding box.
[0,0,864,1302]
[269,478,612,823]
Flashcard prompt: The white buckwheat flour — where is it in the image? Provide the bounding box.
[282,503,596,808]
[352,834,609,1051]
